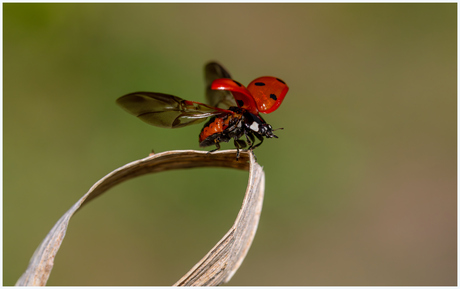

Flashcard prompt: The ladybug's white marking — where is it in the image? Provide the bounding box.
[249,122,259,132]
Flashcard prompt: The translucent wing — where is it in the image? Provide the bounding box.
[204,62,237,109]
[211,78,259,115]
[247,77,289,114]
[117,92,228,129]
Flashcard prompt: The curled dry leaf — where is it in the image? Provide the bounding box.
[16,149,265,286]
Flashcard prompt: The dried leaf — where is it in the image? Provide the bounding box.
[16,149,265,286]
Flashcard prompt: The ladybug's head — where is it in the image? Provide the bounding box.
[248,119,279,138]
[259,123,278,138]
[244,111,282,138]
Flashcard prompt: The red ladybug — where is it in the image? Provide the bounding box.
[116,62,289,159]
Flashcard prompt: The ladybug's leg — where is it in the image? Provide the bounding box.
[251,133,265,150]
[246,134,259,162]
[245,132,256,150]
[235,139,247,149]
[233,139,246,160]
[207,141,221,154]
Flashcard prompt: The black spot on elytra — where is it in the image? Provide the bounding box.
[237,99,244,107]
[270,94,277,100]
[232,80,242,87]
[255,82,265,86]
[276,78,286,84]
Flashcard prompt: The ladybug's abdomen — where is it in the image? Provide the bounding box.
[199,116,224,144]
[199,112,245,147]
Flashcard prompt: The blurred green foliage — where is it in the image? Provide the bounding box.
[4,3,456,285]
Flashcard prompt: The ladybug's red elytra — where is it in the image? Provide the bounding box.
[116,62,289,160]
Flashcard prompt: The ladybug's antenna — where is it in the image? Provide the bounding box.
[269,127,283,139]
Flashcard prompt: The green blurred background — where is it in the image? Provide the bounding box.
[4,3,456,286]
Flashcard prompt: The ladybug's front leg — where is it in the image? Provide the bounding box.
[250,133,264,150]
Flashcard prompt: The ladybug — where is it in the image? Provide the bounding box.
[116,62,289,160]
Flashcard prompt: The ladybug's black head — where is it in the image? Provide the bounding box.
[259,123,278,138]
[243,111,278,138]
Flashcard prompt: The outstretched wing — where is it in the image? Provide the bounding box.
[204,62,237,109]
[247,77,289,114]
[211,78,259,115]
[117,92,228,129]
